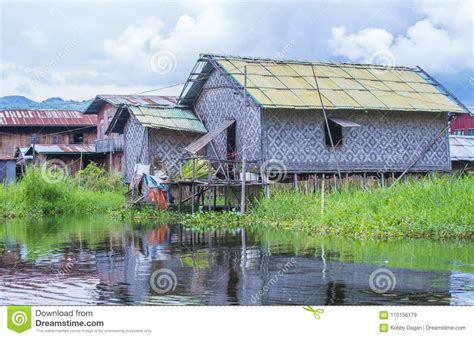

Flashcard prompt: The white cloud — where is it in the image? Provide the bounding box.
[22,27,49,49]
[100,5,236,84]
[329,0,474,74]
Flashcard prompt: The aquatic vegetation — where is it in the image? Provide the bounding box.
[182,175,474,240]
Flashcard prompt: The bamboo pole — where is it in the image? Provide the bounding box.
[321,174,325,214]
[241,149,246,213]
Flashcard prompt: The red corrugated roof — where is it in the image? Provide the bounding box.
[0,109,97,126]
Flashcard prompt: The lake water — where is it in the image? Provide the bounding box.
[0,216,473,305]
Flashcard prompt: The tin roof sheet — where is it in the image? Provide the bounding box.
[179,54,468,113]
[0,109,97,126]
[129,106,207,134]
[25,144,96,155]
[83,95,178,114]
[450,136,474,161]
[107,105,207,134]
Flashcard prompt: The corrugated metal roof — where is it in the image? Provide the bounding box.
[107,105,207,134]
[0,109,97,126]
[25,144,96,155]
[329,117,361,127]
[179,54,467,113]
[450,136,474,161]
[129,106,207,134]
[83,95,178,114]
[185,119,235,154]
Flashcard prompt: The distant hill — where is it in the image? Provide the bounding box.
[0,95,92,111]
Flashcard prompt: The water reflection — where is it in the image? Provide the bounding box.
[0,217,473,305]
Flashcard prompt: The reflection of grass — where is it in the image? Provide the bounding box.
[0,216,127,261]
[183,175,474,240]
[248,227,474,274]
[181,252,210,270]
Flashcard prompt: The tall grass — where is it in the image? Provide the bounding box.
[0,163,126,217]
[182,175,473,240]
[248,174,473,239]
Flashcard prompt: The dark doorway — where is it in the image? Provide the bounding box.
[226,123,236,159]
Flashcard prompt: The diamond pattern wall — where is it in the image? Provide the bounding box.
[262,109,450,172]
[194,69,262,161]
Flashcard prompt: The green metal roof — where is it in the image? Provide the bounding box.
[108,105,207,134]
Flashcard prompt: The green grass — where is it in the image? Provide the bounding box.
[183,175,474,240]
[0,163,126,217]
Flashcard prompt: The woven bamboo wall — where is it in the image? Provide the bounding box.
[262,109,450,172]
[194,69,262,161]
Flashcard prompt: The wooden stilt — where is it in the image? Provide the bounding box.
[208,159,212,211]
[313,174,318,193]
[224,184,229,211]
[178,183,182,212]
[191,158,196,214]
[294,173,298,191]
[321,173,325,214]
[213,186,217,209]
[381,173,385,188]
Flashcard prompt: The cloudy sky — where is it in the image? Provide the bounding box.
[0,0,473,106]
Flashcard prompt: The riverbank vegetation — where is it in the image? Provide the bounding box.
[2,167,472,240]
[0,163,126,217]
[183,174,474,240]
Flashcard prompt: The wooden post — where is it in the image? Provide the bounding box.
[381,173,385,188]
[208,159,212,211]
[224,184,229,211]
[321,173,325,214]
[240,149,246,213]
[345,173,349,189]
[333,174,337,191]
[313,174,318,193]
[363,172,367,189]
[191,157,196,214]
[293,173,298,192]
[213,186,217,209]
[178,183,182,212]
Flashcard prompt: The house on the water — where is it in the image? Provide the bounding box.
[178,54,469,176]
[83,95,177,173]
[106,103,207,183]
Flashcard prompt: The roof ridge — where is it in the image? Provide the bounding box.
[200,53,417,71]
